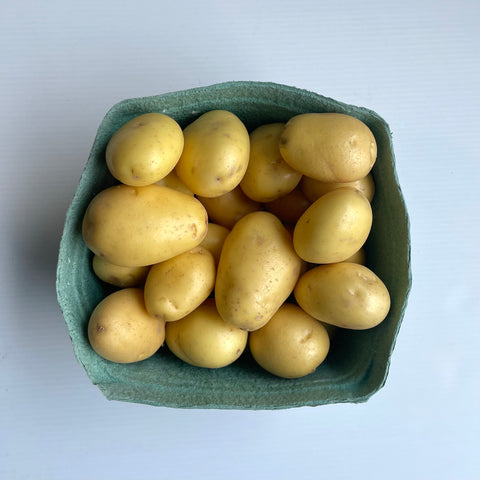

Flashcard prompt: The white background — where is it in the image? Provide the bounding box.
[1,1,479,479]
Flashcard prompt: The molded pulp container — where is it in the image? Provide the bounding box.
[56,81,411,409]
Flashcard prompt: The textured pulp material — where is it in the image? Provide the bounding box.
[56,81,412,409]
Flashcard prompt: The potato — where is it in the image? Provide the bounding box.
[155,170,193,195]
[301,173,375,203]
[105,113,184,187]
[215,211,302,331]
[240,123,302,202]
[175,110,250,197]
[249,303,330,378]
[293,187,372,264]
[92,254,150,287]
[82,184,208,267]
[197,186,261,229]
[199,223,230,265]
[343,247,366,265]
[88,288,165,363]
[144,246,216,322]
[264,185,311,225]
[165,298,248,368]
[294,262,391,330]
[279,113,377,183]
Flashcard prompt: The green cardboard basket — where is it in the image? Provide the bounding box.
[56,81,411,409]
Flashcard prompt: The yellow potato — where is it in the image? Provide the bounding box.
[82,184,208,267]
[197,186,261,229]
[215,211,302,331]
[279,113,377,183]
[144,246,216,322]
[175,110,250,197]
[240,123,302,202]
[343,247,366,265]
[294,262,391,330]
[165,298,248,368]
[301,173,375,203]
[199,223,230,265]
[264,185,311,225]
[249,303,330,378]
[155,170,193,195]
[106,113,184,186]
[92,254,150,287]
[88,288,165,363]
[293,187,372,264]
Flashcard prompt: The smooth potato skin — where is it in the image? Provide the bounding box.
[82,184,208,267]
[199,223,230,265]
[279,113,377,183]
[88,288,165,363]
[165,298,248,368]
[249,303,330,378]
[293,187,372,264]
[294,262,391,330]
[264,186,311,225]
[92,255,150,287]
[106,113,184,187]
[240,123,301,202]
[215,211,302,331]
[175,110,250,197]
[144,247,216,322]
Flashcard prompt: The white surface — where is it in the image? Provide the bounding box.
[1,1,479,479]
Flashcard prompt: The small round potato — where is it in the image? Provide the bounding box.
[294,262,391,330]
[106,113,184,187]
[175,110,250,197]
[301,173,375,203]
[92,254,150,287]
[144,247,216,322]
[264,185,311,225]
[165,298,248,368]
[155,170,194,195]
[293,187,372,264]
[240,123,302,202]
[279,113,377,183]
[82,184,208,267]
[88,288,165,363]
[249,303,330,379]
[199,223,230,265]
[215,211,302,331]
[197,186,261,229]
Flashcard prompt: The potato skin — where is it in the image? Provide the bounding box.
[144,247,216,322]
[106,113,184,187]
[240,123,301,202]
[293,187,372,264]
[92,255,150,288]
[264,185,311,225]
[88,288,165,363]
[215,211,302,331]
[175,110,250,197]
[199,223,230,265]
[165,298,248,368]
[279,113,377,183]
[249,303,330,378]
[294,262,391,330]
[82,184,208,267]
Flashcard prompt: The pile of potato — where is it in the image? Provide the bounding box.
[82,109,390,379]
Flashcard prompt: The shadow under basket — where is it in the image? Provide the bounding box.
[56,81,411,409]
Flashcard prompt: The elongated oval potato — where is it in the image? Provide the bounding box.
[92,255,150,288]
[279,113,377,183]
[264,185,311,225]
[293,187,372,264]
[249,303,330,378]
[144,246,216,322]
[82,184,208,267]
[175,110,250,197]
[199,223,230,265]
[106,113,184,186]
[301,173,375,203]
[215,211,302,331]
[240,123,302,202]
[294,263,391,330]
[165,298,248,368]
[197,186,261,229]
[88,288,165,363]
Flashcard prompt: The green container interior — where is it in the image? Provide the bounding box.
[56,81,411,409]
